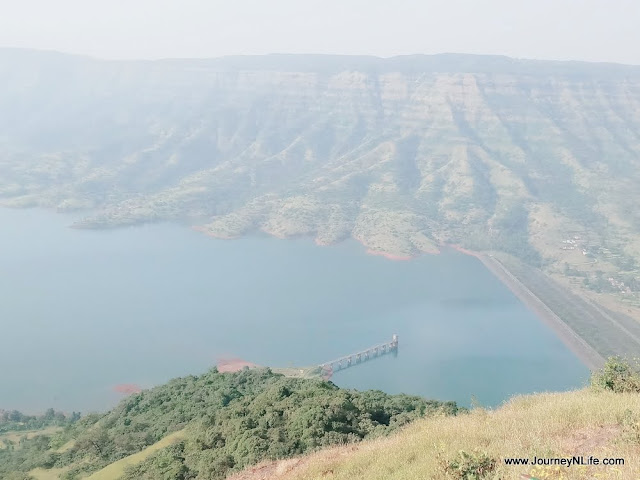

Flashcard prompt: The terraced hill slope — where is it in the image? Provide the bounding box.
[1,49,640,326]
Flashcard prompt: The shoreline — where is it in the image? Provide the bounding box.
[440,245,603,370]
[476,253,604,371]
[192,226,603,370]
[191,225,239,240]
[365,248,413,261]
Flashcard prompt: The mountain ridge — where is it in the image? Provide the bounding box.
[1,48,640,338]
[4,47,640,70]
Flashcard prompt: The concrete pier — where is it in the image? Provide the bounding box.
[319,334,398,375]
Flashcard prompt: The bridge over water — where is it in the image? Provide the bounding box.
[318,334,398,377]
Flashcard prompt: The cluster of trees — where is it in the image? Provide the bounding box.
[591,357,640,393]
[0,409,80,434]
[1,368,463,480]
[488,203,542,266]
[122,373,460,480]
[455,202,542,267]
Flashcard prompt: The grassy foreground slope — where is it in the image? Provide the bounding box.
[238,388,640,480]
[230,359,640,480]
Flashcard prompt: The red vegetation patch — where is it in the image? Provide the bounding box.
[113,384,143,395]
[448,244,482,258]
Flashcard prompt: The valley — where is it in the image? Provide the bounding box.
[1,50,640,329]
[2,49,640,479]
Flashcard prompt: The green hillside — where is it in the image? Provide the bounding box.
[0,368,461,479]
[2,360,639,480]
[235,389,640,480]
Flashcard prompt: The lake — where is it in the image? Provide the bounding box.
[0,208,589,413]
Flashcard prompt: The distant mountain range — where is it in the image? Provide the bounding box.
[1,49,640,317]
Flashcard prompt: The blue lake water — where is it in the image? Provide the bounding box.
[0,208,589,413]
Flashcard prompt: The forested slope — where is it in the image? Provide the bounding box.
[0,368,461,479]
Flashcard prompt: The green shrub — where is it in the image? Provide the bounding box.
[441,450,497,480]
[590,357,640,393]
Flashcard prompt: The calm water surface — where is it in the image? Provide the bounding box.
[0,208,589,412]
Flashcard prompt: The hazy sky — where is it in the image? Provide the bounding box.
[1,0,638,64]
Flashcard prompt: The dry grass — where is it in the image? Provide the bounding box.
[83,429,185,480]
[55,439,75,453]
[235,389,640,480]
[29,467,70,480]
[0,426,62,450]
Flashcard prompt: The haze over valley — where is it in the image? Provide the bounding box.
[2,44,640,479]
[2,49,640,357]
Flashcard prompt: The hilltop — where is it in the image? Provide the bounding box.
[0,368,461,480]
